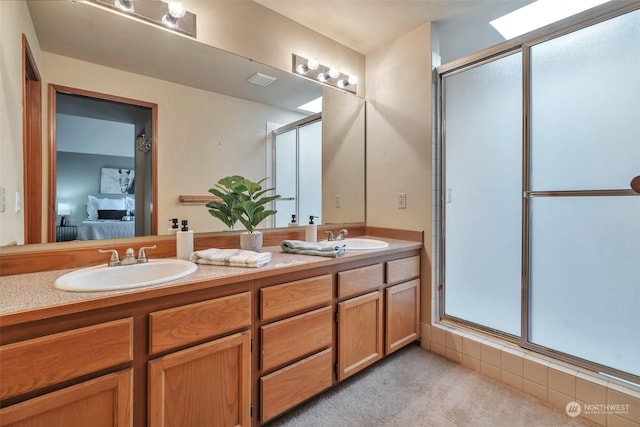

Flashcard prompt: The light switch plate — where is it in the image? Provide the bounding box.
[0,187,5,212]
[15,191,22,213]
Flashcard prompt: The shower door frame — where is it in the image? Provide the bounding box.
[437,1,640,384]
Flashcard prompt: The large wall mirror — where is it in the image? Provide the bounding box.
[10,0,365,249]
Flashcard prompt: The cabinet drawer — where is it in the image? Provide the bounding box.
[386,256,420,284]
[261,306,332,372]
[261,274,332,321]
[149,291,251,354]
[0,318,133,400]
[337,263,383,299]
[260,348,333,423]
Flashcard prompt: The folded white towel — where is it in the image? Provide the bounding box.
[280,240,346,258]
[190,248,271,268]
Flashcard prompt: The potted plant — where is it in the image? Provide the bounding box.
[206,175,280,252]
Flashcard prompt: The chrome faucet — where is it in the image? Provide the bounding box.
[98,245,156,266]
[137,245,157,263]
[325,229,348,241]
[336,229,349,240]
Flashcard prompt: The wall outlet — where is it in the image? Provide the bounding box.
[335,194,341,208]
[398,192,407,209]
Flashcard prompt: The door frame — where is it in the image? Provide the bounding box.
[47,85,159,242]
[22,34,42,244]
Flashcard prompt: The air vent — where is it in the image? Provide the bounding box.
[247,72,277,87]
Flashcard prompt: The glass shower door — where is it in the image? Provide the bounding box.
[442,51,523,336]
[527,8,640,377]
[273,116,322,228]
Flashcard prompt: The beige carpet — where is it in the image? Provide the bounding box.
[266,344,599,427]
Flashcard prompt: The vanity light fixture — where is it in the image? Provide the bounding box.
[293,54,358,94]
[114,0,134,13]
[337,75,359,89]
[317,72,330,82]
[296,57,319,75]
[162,1,186,28]
[86,0,197,38]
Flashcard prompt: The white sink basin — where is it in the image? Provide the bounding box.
[338,238,389,251]
[54,259,197,292]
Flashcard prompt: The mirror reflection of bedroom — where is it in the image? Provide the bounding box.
[54,90,154,242]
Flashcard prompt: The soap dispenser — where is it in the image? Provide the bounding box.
[168,218,179,235]
[305,215,318,243]
[288,214,298,227]
[176,219,194,260]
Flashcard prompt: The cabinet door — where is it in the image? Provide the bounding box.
[386,279,420,354]
[0,369,132,427]
[148,331,251,427]
[337,291,383,381]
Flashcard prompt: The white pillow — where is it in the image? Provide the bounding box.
[124,196,135,211]
[87,195,126,220]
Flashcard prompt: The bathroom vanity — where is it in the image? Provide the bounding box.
[0,234,421,427]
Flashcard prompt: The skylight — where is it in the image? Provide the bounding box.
[297,97,323,114]
[490,0,612,40]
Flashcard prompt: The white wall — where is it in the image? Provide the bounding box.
[0,1,40,246]
[365,23,433,323]
[42,52,305,235]
[57,115,135,157]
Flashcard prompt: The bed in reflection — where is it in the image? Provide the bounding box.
[76,195,136,240]
[77,220,135,240]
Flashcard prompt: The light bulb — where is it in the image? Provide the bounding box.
[296,64,309,74]
[317,72,330,82]
[167,2,186,19]
[328,67,340,79]
[307,58,319,70]
[348,75,359,85]
[337,79,348,88]
[115,0,134,13]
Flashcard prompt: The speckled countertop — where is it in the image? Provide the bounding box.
[0,238,421,324]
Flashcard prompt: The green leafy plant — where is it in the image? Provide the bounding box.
[206,175,280,233]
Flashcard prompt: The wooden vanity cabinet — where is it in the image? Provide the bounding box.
[336,255,420,381]
[336,264,384,381]
[258,274,333,424]
[0,318,134,427]
[385,256,420,355]
[147,292,252,427]
[0,238,422,427]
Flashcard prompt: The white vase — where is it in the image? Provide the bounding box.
[240,231,263,252]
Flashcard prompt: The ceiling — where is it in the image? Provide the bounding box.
[253,0,534,54]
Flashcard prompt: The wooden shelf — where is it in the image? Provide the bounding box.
[178,195,222,205]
